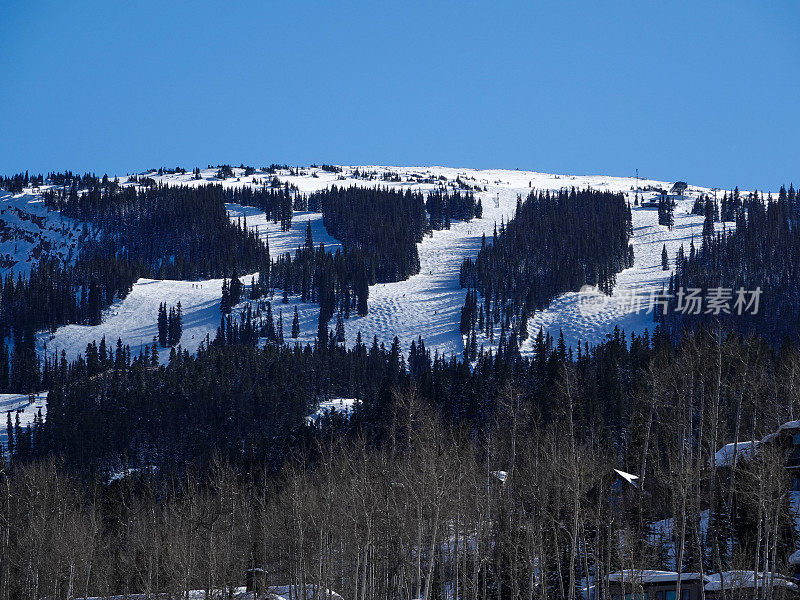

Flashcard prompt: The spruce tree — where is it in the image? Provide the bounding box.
[305,220,314,250]
[277,310,284,344]
[702,198,715,247]
[167,306,176,346]
[230,270,242,306]
[221,279,231,315]
[335,312,346,343]
[0,338,9,392]
[661,244,670,270]
[317,312,328,346]
[292,306,300,338]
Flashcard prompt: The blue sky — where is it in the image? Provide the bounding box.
[0,1,797,190]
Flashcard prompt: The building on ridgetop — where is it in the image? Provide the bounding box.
[670,181,688,196]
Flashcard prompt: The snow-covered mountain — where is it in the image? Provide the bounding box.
[4,165,735,365]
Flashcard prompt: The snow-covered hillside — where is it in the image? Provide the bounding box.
[0,191,86,276]
[38,276,324,364]
[23,165,738,367]
[0,392,46,449]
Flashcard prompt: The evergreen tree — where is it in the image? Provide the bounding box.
[221,279,231,315]
[702,197,716,247]
[335,312,346,343]
[0,338,9,392]
[229,270,242,306]
[305,220,314,250]
[292,306,300,338]
[658,193,675,229]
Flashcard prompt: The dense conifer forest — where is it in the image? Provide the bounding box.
[459,189,633,351]
[314,186,428,282]
[42,181,269,279]
[663,185,800,344]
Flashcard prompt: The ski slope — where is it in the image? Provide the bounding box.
[37,276,325,364]
[525,187,732,352]
[0,392,47,450]
[26,164,739,367]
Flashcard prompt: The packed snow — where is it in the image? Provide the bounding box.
[714,440,759,467]
[226,204,343,257]
[606,570,706,584]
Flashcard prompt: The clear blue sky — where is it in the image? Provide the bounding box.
[1,1,797,190]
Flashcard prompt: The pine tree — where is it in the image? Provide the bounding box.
[265,302,276,342]
[305,220,314,251]
[357,269,369,316]
[249,276,258,300]
[277,310,285,344]
[519,306,529,341]
[167,303,183,347]
[658,194,675,229]
[661,244,670,270]
[702,198,715,247]
[335,312,346,343]
[87,278,102,326]
[167,306,176,346]
[221,279,231,315]
[230,270,242,306]
[317,311,328,346]
[292,306,300,338]
[0,337,9,392]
